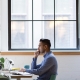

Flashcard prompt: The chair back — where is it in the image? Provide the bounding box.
[50,74,56,80]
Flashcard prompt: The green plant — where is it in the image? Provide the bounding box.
[0,57,5,68]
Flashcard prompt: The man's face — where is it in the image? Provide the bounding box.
[38,42,46,53]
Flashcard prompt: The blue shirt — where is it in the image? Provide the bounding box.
[26,51,58,80]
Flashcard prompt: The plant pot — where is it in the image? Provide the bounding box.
[0,64,2,75]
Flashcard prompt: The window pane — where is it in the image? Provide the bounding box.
[11,21,32,49]
[55,0,76,20]
[33,21,43,48]
[11,15,27,20]
[43,15,54,20]
[33,0,54,20]
[55,21,76,49]
[33,0,42,20]
[11,0,32,20]
[33,21,54,49]
[44,21,54,49]
[43,0,54,13]
[11,0,27,13]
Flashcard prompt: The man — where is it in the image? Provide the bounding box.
[20,39,58,80]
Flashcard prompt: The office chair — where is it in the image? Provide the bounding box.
[33,75,56,80]
[50,74,56,80]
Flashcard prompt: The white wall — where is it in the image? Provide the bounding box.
[1,0,8,51]
[0,0,80,80]
[0,0,1,51]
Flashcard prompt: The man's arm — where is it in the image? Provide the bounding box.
[31,57,41,69]
[26,57,54,75]
[19,50,42,73]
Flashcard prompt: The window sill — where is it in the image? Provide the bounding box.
[1,50,80,55]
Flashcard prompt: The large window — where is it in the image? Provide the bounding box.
[8,0,78,50]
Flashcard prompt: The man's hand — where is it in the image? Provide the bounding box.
[19,68,26,72]
[34,50,40,58]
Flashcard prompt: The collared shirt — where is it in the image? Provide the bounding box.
[26,51,58,80]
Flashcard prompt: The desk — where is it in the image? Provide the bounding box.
[10,74,32,80]
[2,71,32,80]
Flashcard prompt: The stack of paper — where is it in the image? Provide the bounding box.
[10,71,31,75]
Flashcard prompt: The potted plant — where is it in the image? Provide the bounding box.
[0,57,5,70]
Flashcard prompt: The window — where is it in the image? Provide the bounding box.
[8,0,78,50]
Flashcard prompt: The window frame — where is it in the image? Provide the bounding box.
[8,0,79,50]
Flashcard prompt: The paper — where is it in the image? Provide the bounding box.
[10,71,31,75]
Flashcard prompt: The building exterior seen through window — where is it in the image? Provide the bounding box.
[10,0,77,50]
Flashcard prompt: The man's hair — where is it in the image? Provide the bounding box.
[40,39,51,48]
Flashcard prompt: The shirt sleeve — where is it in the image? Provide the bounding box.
[26,57,54,75]
[31,57,41,69]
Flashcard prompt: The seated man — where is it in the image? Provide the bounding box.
[20,39,58,80]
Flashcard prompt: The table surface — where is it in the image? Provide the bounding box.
[2,71,32,78]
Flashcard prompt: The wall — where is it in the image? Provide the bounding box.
[0,0,1,51]
[1,0,8,51]
[0,0,80,80]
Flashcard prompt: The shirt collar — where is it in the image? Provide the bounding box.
[43,51,52,58]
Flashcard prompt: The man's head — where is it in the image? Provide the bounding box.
[38,39,51,53]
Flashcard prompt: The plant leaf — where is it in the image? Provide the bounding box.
[0,57,5,63]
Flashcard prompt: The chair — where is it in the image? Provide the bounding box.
[50,75,56,80]
[33,75,56,80]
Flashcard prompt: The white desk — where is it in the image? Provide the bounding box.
[2,71,32,80]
